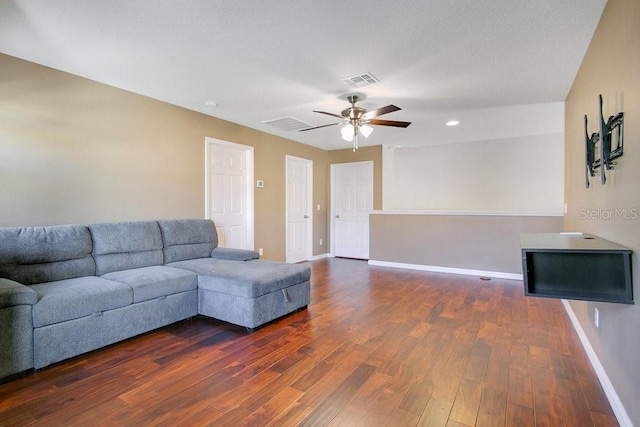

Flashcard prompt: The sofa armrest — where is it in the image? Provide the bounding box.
[210,247,260,261]
[0,278,38,309]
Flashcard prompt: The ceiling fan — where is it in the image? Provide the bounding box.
[300,95,411,151]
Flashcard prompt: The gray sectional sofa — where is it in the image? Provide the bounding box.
[0,219,310,381]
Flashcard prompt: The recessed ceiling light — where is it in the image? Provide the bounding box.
[446,120,460,126]
[204,100,218,107]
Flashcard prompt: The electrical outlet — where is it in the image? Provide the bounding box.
[319,239,323,246]
[258,248,264,256]
[594,307,599,328]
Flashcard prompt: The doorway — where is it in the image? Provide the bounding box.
[331,161,373,259]
[205,138,254,249]
[286,155,313,263]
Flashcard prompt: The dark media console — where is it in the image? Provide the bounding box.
[521,233,633,304]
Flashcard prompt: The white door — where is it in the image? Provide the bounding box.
[205,138,254,249]
[286,155,313,263]
[331,161,373,259]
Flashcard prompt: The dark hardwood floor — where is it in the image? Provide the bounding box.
[0,258,618,426]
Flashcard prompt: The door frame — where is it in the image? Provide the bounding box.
[204,137,254,250]
[330,160,373,258]
[285,155,313,263]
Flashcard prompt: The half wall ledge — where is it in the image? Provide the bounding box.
[369,210,563,278]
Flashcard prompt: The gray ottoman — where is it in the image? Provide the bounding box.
[167,258,311,331]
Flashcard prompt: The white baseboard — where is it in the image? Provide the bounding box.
[561,299,632,427]
[367,260,522,281]
[309,253,331,261]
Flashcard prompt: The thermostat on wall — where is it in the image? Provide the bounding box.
[256,180,264,188]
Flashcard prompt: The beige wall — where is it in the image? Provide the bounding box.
[564,0,640,423]
[0,53,329,261]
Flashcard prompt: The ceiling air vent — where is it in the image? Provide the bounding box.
[342,72,380,88]
[262,117,313,131]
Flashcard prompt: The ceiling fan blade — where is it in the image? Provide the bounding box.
[367,119,411,128]
[363,105,401,119]
[313,110,345,119]
[299,122,343,131]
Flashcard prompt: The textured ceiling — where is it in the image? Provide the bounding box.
[0,0,607,150]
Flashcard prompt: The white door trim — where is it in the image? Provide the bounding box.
[285,155,313,263]
[330,160,373,258]
[204,137,254,250]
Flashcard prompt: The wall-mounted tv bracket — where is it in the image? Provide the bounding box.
[584,115,599,188]
[584,94,624,188]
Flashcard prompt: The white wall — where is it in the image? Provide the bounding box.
[383,132,564,213]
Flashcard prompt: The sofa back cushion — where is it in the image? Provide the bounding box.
[0,224,95,285]
[89,221,164,275]
[158,219,218,263]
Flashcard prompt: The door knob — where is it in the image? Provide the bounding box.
[336,215,340,218]
[304,215,309,218]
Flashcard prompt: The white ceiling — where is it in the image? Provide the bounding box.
[0,0,607,150]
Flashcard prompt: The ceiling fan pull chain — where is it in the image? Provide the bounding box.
[354,126,359,151]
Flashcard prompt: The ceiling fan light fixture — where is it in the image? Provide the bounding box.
[302,95,410,151]
[341,124,355,141]
[360,124,374,138]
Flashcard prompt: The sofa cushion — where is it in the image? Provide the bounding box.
[0,278,38,308]
[158,219,218,263]
[167,258,311,299]
[210,247,260,261]
[30,277,133,328]
[102,266,198,303]
[0,224,95,285]
[89,221,164,275]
